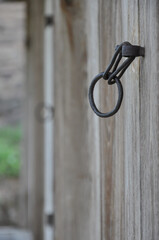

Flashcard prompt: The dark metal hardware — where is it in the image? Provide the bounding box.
[88,42,144,118]
[45,213,54,226]
[45,15,54,26]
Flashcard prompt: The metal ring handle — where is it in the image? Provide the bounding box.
[88,72,123,118]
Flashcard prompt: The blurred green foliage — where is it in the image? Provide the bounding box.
[0,125,21,177]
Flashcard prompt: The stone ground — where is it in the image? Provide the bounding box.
[0,2,26,228]
[0,228,32,240]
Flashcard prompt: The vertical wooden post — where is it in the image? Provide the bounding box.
[139,1,159,239]
[99,1,140,239]
[99,1,117,239]
[22,1,45,239]
[54,0,101,240]
[99,1,159,240]
[122,2,140,239]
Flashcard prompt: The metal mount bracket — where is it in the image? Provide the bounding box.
[88,42,145,118]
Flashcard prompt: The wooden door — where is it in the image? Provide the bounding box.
[54,1,159,240]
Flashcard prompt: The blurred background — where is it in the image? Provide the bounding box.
[0,0,54,239]
[0,2,25,226]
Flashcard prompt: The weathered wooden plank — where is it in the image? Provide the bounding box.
[54,1,159,240]
[121,1,141,240]
[139,1,159,239]
[99,1,123,239]
[24,1,45,239]
[99,1,115,237]
[54,0,101,240]
[86,0,101,239]
[99,0,140,239]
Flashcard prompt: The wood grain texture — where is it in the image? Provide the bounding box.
[139,1,159,239]
[54,1,159,240]
[99,0,140,239]
[122,1,141,239]
[100,1,159,239]
[99,1,116,239]
[54,0,101,240]
[86,0,101,239]
[24,1,45,239]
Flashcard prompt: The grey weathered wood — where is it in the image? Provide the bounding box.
[21,1,45,239]
[139,1,159,239]
[53,1,159,240]
[54,0,100,240]
[122,1,140,239]
[99,0,116,238]
[86,0,101,239]
[99,1,140,239]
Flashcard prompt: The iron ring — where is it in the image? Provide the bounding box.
[88,72,123,118]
